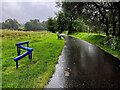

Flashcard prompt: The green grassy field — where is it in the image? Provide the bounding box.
[18,26,24,30]
[69,32,120,59]
[1,29,64,88]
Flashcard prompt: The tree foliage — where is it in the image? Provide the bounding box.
[55,11,68,33]
[56,1,120,37]
[2,19,19,29]
[24,19,45,30]
[46,11,86,34]
[73,18,87,32]
[47,17,56,33]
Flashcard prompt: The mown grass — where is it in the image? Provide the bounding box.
[69,32,120,59]
[1,29,64,88]
[18,26,24,30]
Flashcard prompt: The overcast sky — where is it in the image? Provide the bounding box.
[1,0,61,24]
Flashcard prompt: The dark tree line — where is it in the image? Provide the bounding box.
[47,11,87,33]
[46,1,120,51]
[25,19,47,30]
[1,19,47,30]
[2,19,19,29]
[51,1,120,37]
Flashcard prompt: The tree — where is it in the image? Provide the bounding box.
[47,17,56,33]
[56,1,119,36]
[41,21,47,30]
[92,2,119,36]
[56,2,84,34]
[0,22,2,29]
[55,11,68,33]
[73,18,87,32]
[113,2,120,36]
[24,19,44,30]
[2,19,19,29]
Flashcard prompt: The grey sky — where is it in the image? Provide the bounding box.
[1,1,61,24]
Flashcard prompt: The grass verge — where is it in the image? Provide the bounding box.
[69,32,120,59]
[1,29,64,88]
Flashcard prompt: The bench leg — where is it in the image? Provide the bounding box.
[16,61,18,69]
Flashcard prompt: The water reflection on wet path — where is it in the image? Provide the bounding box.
[46,34,120,88]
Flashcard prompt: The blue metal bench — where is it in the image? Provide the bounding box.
[14,41,33,69]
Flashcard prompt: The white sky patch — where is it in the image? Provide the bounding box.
[1,1,61,24]
[1,0,57,2]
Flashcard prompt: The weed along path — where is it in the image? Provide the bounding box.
[46,34,120,88]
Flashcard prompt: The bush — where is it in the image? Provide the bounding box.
[103,37,120,51]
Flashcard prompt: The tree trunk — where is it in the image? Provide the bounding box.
[112,12,116,36]
[116,2,120,37]
[112,23,116,36]
[117,10,120,36]
[68,16,72,34]
[68,25,72,34]
[106,18,109,36]
[94,3,109,36]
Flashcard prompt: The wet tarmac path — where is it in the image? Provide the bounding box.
[45,34,120,88]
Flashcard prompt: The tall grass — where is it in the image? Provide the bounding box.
[1,29,64,88]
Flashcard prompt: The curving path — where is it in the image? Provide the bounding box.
[45,34,120,88]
